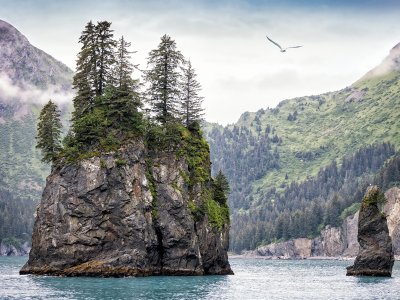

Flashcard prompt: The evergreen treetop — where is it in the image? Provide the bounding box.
[36,100,63,163]
[179,59,204,128]
[144,34,184,125]
[213,170,230,205]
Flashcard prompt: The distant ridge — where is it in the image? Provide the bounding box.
[0,19,72,90]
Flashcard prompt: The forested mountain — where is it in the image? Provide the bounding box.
[0,20,73,245]
[204,43,400,252]
[0,20,72,199]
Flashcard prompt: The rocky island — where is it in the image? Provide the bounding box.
[20,21,232,276]
[20,140,232,276]
[346,186,394,276]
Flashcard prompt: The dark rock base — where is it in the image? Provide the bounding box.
[346,267,392,277]
[20,259,233,277]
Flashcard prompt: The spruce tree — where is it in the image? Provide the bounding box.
[96,21,116,96]
[72,21,97,120]
[71,21,118,146]
[213,170,230,205]
[144,34,184,125]
[102,36,142,131]
[36,100,63,163]
[72,20,116,121]
[115,36,137,91]
[179,60,204,128]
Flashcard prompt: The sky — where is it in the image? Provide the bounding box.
[1,0,400,124]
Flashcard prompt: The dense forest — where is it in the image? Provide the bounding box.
[205,64,400,252]
[228,143,398,252]
[207,123,281,210]
[0,170,37,245]
[206,120,398,252]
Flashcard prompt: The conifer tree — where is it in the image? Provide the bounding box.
[95,21,117,96]
[179,60,204,128]
[36,100,63,163]
[102,36,142,130]
[72,21,97,120]
[72,20,116,121]
[213,170,230,205]
[144,34,184,125]
[115,36,137,91]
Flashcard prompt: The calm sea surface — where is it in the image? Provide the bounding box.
[1,257,400,299]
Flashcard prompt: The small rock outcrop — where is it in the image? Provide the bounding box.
[257,238,311,259]
[0,240,30,256]
[346,186,394,276]
[20,140,232,276]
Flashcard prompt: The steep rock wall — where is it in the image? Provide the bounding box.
[20,141,232,276]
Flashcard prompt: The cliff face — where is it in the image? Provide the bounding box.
[20,140,232,276]
[256,187,400,259]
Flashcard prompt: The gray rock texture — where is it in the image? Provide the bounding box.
[346,186,394,276]
[20,141,232,276]
[257,238,311,259]
[383,187,400,253]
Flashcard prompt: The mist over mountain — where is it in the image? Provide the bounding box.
[0,20,73,246]
[360,42,400,80]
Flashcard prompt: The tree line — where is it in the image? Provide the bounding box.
[36,20,205,162]
[0,170,36,244]
[229,143,397,252]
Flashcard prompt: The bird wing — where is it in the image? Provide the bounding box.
[266,36,283,50]
[285,46,302,49]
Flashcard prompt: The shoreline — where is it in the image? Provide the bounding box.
[228,254,400,261]
[228,254,355,261]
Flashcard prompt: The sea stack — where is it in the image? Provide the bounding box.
[20,139,233,277]
[346,186,394,276]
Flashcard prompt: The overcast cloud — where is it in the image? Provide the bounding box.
[1,0,399,124]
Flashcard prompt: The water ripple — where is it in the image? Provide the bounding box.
[1,257,400,299]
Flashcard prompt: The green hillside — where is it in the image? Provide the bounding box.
[242,71,398,196]
[204,46,400,252]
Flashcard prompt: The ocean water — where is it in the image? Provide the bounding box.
[1,257,400,300]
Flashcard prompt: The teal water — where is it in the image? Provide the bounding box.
[1,257,400,299]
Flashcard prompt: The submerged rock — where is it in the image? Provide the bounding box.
[346,186,394,276]
[20,140,232,277]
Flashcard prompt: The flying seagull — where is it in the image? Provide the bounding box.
[266,36,302,52]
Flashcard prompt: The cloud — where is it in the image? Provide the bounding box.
[2,1,400,124]
[0,72,74,105]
